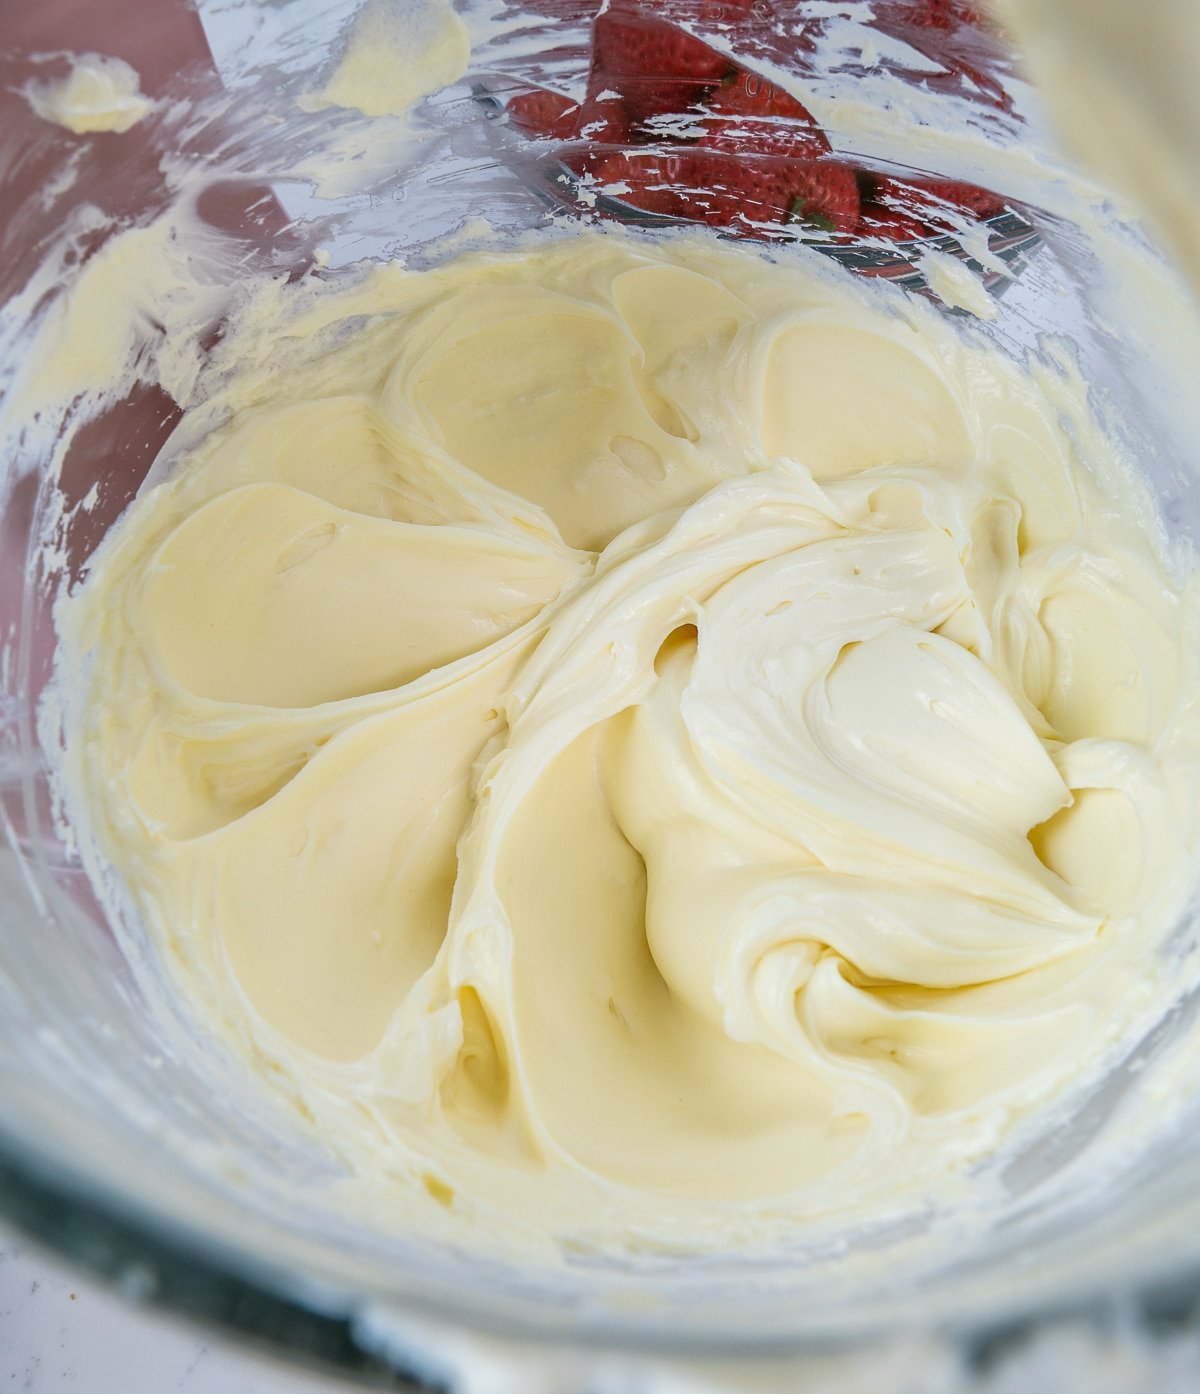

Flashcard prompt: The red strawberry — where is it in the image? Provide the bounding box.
[858,204,936,243]
[864,173,1005,234]
[589,150,703,217]
[573,92,631,145]
[774,160,860,234]
[888,0,988,27]
[924,0,989,27]
[871,0,988,30]
[587,0,734,130]
[905,177,1006,221]
[697,68,830,159]
[507,89,582,140]
[869,1,1011,111]
[592,150,858,235]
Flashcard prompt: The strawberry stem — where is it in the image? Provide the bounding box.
[788,197,836,233]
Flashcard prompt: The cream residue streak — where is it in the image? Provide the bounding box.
[300,0,470,120]
[60,233,1200,1252]
[918,249,997,321]
[26,54,152,135]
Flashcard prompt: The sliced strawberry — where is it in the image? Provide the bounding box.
[905,177,1006,221]
[587,0,734,129]
[775,161,860,234]
[507,89,581,140]
[592,150,859,235]
[590,150,704,217]
[916,0,989,27]
[879,0,988,28]
[869,1,1012,112]
[858,204,936,243]
[573,92,631,145]
[871,0,988,30]
[863,173,1006,235]
[697,68,830,159]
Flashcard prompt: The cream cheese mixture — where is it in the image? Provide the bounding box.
[59,230,1200,1252]
[24,53,153,134]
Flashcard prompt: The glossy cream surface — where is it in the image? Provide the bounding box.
[25,53,152,134]
[61,232,1200,1251]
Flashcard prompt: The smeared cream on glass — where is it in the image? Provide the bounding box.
[299,0,469,120]
[58,231,1200,1252]
[25,54,153,135]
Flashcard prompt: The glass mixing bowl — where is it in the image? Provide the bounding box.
[4,1,1200,1386]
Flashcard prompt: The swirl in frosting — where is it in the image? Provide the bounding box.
[62,232,1200,1252]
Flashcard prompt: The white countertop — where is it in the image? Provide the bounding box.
[0,1228,354,1394]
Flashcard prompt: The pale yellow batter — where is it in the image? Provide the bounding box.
[60,232,1200,1252]
[25,53,153,135]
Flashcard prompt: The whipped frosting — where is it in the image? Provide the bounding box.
[58,230,1200,1253]
[299,0,469,120]
[25,54,153,135]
